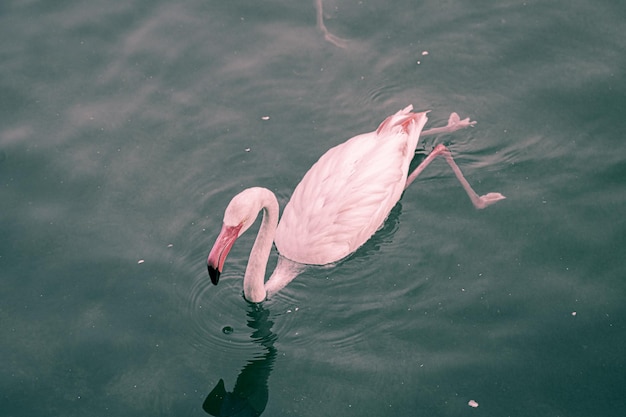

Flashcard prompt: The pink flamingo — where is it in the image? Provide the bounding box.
[207,105,505,302]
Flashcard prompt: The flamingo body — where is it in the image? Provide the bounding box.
[275,106,427,264]
[207,105,505,302]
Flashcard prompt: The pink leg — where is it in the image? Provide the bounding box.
[405,144,506,209]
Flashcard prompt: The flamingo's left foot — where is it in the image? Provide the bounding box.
[420,113,476,137]
[446,112,477,132]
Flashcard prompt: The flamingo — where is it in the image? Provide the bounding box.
[207,105,505,302]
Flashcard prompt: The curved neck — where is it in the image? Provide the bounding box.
[243,190,279,303]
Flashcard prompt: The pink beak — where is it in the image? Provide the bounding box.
[207,223,242,285]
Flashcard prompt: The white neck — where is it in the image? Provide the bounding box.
[243,189,279,302]
[264,256,306,298]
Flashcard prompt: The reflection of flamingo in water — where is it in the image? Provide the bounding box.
[203,305,277,417]
[207,106,505,303]
[315,0,347,48]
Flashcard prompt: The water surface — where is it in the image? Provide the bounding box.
[1,1,625,416]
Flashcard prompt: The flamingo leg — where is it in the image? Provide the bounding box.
[404,144,505,209]
[421,112,476,137]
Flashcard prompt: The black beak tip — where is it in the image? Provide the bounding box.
[208,264,220,285]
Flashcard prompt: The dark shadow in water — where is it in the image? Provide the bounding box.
[202,304,277,417]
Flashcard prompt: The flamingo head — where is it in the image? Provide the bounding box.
[206,188,273,285]
[207,222,243,285]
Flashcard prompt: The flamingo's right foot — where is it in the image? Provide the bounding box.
[474,192,506,209]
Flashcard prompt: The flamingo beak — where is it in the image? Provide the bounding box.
[207,223,242,285]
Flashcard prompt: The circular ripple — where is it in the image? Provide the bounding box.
[186,270,261,357]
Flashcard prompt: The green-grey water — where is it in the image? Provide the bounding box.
[2,1,625,416]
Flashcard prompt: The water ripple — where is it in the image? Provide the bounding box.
[186,270,260,357]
